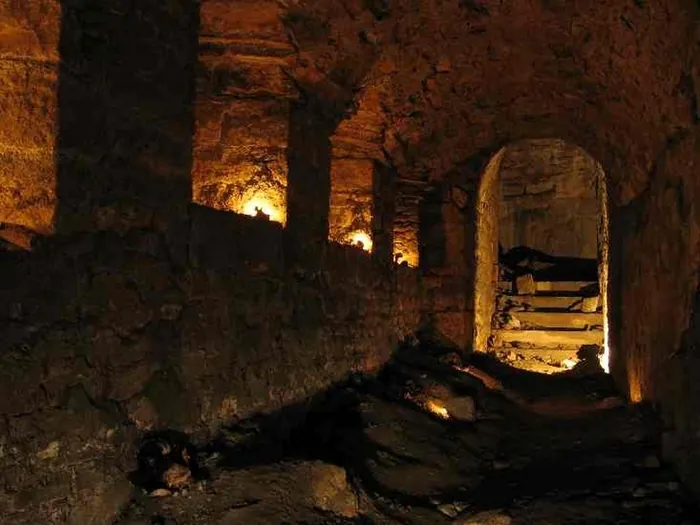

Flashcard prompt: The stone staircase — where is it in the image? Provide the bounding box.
[489,278,604,373]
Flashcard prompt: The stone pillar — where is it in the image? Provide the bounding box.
[437,185,471,348]
[372,161,396,266]
[55,1,200,234]
[420,181,471,350]
[285,100,335,266]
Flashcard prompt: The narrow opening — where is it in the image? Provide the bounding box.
[191,100,290,225]
[474,139,610,375]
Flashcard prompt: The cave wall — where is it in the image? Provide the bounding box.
[0,207,420,524]
[329,158,373,247]
[4,0,700,507]
[608,134,700,496]
[0,1,59,233]
[192,0,293,221]
[472,150,504,352]
[498,140,601,259]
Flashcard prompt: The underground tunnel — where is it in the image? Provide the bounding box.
[1,0,700,523]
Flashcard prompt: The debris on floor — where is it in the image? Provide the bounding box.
[116,346,699,524]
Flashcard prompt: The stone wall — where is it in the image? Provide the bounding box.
[192,0,294,222]
[0,1,59,233]
[472,150,504,352]
[0,206,420,524]
[418,181,469,347]
[608,134,700,497]
[499,140,602,259]
[329,158,374,248]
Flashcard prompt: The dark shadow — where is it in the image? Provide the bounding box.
[56,0,200,233]
[500,246,598,283]
[284,98,336,265]
[160,340,700,524]
[418,183,447,271]
[372,161,397,266]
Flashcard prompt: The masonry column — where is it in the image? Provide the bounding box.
[56,1,200,233]
[419,178,472,349]
[437,183,472,349]
[285,99,336,266]
[372,161,396,266]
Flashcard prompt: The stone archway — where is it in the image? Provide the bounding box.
[472,140,611,374]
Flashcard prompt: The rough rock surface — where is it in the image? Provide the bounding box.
[110,348,697,524]
[0,210,420,524]
[499,140,602,259]
[2,0,700,508]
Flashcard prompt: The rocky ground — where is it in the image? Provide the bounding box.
[115,346,699,525]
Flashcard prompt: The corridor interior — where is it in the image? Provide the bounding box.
[2,1,700,524]
[486,140,608,375]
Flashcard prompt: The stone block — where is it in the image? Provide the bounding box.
[581,295,600,313]
[515,273,536,295]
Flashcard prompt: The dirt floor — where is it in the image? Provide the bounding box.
[115,346,699,524]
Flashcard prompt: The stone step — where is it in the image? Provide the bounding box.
[498,295,588,311]
[495,346,581,359]
[537,281,598,293]
[499,281,598,294]
[504,360,570,374]
[492,329,604,348]
[505,311,603,330]
[494,348,581,367]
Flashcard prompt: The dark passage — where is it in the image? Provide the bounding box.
[499,246,599,283]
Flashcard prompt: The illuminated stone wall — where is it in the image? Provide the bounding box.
[192,99,290,223]
[192,0,295,224]
[0,1,60,233]
[329,158,373,250]
[473,150,504,352]
[499,140,601,259]
[393,182,420,268]
[329,89,386,253]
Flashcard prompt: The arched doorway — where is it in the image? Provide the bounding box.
[473,139,610,374]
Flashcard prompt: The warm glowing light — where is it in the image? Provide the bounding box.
[348,231,373,252]
[242,196,284,223]
[393,250,419,268]
[562,358,578,370]
[628,371,643,403]
[424,399,450,419]
[601,319,611,374]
